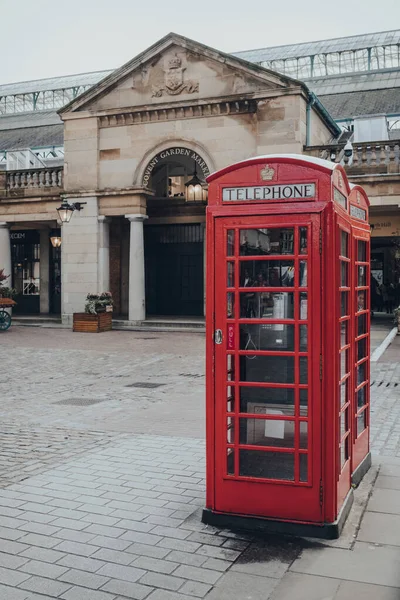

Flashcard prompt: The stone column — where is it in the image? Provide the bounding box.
[98,216,110,293]
[0,223,11,287]
[125,214,148,322]
[39,230,50,314]
[61,197,99,325]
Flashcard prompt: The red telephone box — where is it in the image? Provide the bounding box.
[203,155,371,539]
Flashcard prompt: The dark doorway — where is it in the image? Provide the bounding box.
[145,224,204,317]
[50,238,61,314]
[11,230,40,314]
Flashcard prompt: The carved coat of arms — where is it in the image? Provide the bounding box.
[152,54,199,97]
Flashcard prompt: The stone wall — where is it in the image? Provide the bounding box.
[63,96,333,194]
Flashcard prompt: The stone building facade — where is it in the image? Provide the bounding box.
[52,33,336,323]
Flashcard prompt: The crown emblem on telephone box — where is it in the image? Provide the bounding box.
[260,165,275,181]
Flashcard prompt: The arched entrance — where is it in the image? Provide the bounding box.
[143,146,209,317]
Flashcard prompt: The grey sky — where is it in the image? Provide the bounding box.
[2,0,400,84]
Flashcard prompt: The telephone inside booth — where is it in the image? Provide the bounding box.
[204,155,371,539]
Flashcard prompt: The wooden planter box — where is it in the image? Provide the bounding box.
[0,298,16,308]
[73,311,112,333]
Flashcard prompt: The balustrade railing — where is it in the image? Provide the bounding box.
[305,140,400,172]
[6,167,63,191]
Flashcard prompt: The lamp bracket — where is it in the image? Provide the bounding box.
[71,202,87,211]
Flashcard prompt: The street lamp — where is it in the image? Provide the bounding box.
[56,200,87,223]
[50,232,62,248]
[185,165,207,203]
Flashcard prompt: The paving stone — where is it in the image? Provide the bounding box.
[290,542,400,587]
[0,539,29,555]
[51,517,89,531]
[138,572,185,591]
[18,575,72,597]
[19,559,69,579]
[107,510,146,522]
[375,475,400,491]
[61,585,116,600]
[54,540,99,557]
[74,496,111,506]
[81,514,121,526]
[201,557,232,572]
[156,537,201,553]
[221,538,251,551]
[18,521,61,536]
[114,520,155,533]
[0,506,24,518]
[50,508,87,520]
[84,524,126,538]
[336,580,400,600]
[53,528,97,543]
[97,563,146,584]
[19,533,61,549]
[91,548,135,566]
[126,543,170,559]
[146,590,193,600]
[59,568,110,589]
[186,532,226,546]
[367,488,400,514]
[101,578,152,599]
[173,565,222,585]
[120,531,162,545]
[179,580,213,597]
[379,464,400,477]
[45,498,82,510]
[0,527,26,542]
[0,583,35,599]
[57,554,106,573]
[0,515,27,529]
[132,556,179,574]
[18,502,55,514]
[90,536,132,551]
[150,526,191,540]
[145,515,186,528]
[0,552,28,570]
[204,571,277,600]
[17,511,58,524]
[196,545,240,561]
[164,550,208,568]
[358,512,400,545]
[269,572,341,600]
[20,546,66,565]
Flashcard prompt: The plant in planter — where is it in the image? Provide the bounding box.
[73,292,113,333]
[0,269,16,301]
[84,292,114,315]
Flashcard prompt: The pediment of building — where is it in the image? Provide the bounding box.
[60,33,304,116]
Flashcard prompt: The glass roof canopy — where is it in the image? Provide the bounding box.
[233,30,400,80]
[0,30,399,116]
[0,70,112,115]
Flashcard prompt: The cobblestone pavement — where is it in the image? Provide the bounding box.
[0,327,205,437]
[0,326,398,599]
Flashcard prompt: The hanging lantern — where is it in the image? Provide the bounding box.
[185,164,207,203]
[50,234,62,248]
[56,200,87,223]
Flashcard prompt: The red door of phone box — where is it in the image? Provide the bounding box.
[203,155,371,539]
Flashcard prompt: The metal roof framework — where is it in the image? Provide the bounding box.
[234,30,400,80]
[0,31,399,117]
[0,71,111,115]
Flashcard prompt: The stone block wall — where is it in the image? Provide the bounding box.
[61,197,100,323]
